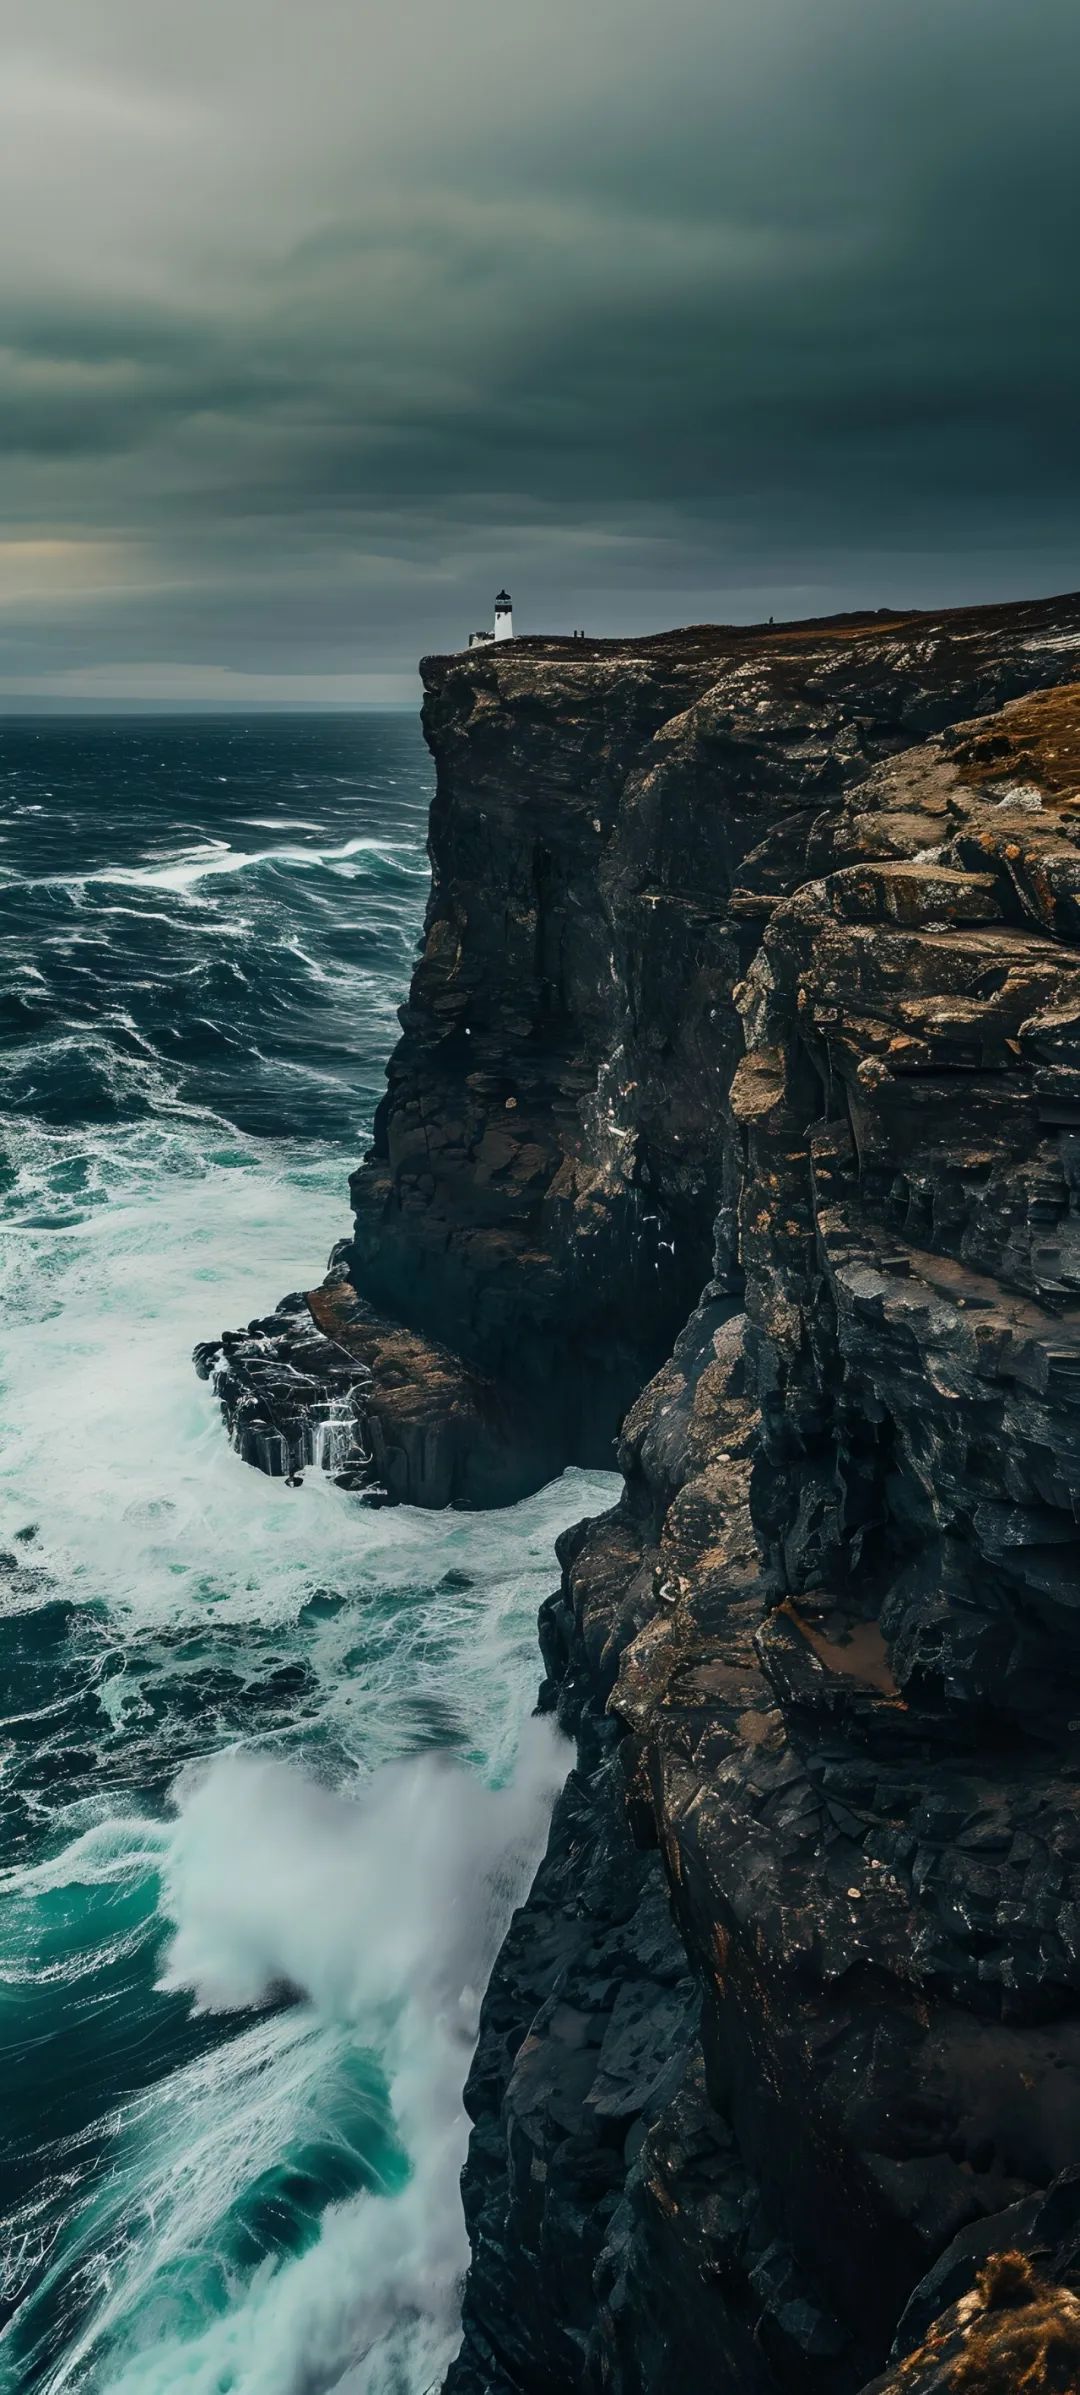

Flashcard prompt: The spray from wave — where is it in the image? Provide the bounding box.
[92,1724,569,2395]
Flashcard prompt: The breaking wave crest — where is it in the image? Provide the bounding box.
[10,1726,567,2395]
[13,831,423,900]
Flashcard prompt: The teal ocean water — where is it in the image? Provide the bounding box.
[0,715,613,2395]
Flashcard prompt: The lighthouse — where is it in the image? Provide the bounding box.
[468,590,515,648]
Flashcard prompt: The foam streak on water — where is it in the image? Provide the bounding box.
[0,715,615,2395]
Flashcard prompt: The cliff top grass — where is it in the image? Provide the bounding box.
[424,588,1080,671]
[950,680,1080,811]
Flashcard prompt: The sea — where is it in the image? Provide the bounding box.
[0,713,613,2395]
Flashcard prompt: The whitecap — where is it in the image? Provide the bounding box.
[6,836,418,902]
[238,819,327,834]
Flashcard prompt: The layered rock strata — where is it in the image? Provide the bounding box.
[444,647,1080,2392]
[202,591,1080,2386]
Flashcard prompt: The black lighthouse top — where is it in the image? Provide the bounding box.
[495,589,512,608]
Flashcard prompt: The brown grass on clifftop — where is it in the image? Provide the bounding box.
[951,682,1080,811]
[899,2251,1080,2393]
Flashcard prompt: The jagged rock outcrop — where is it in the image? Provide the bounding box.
[200,591,1080,2390]
[194,1266,548,1506]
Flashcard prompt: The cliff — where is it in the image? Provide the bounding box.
[200,590,1080,2388]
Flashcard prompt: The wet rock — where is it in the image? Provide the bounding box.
[196,1279,551,1506]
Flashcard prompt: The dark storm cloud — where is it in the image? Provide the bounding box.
[1,0,1078,699]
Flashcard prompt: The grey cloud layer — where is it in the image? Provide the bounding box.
[2,0,1078,695]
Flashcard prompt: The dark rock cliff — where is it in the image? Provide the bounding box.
[201,591,1080,2386]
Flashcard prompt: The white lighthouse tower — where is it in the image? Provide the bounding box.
[468,590,515,649]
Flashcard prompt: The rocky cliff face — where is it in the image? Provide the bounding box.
[347,599,1080,1501]
[201,591,1080,2387]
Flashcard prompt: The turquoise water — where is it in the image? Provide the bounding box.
[0,717,613,2394]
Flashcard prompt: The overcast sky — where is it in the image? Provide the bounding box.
[1,0,1078,703]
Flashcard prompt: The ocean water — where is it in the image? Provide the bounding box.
[0,715,613,2395]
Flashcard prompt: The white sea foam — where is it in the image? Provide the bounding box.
[0,1115,608,1648]
[239,818,327,833]
[13,835,425,901]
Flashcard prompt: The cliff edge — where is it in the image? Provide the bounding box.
[200,590,1080,2388]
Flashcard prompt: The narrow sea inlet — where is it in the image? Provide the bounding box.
[0,714,613,2395]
